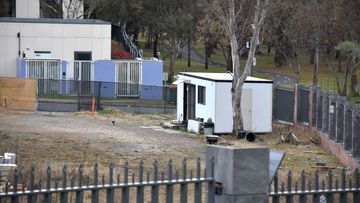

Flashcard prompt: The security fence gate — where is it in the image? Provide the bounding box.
[73,61,93,96]
[26,59,61,95]
[115,61,142,97]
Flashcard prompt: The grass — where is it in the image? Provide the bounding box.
[138,39,360,101]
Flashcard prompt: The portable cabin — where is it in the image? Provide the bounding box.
[174,72,273,134]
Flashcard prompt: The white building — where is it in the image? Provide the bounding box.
[16,0,40,18]
[0,17,111,77]
[175,72,273,134]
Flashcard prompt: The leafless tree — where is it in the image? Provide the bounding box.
[211,0,269,133]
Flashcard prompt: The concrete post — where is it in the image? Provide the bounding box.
[206,146,269,203]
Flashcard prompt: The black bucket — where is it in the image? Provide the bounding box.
[246,132,256,142]
[236,130,246,139]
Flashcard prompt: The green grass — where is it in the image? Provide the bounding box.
[138,39,360,101]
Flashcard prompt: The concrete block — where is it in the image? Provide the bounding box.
[206,145,269,199]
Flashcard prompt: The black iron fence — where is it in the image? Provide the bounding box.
[273,84,360,158]
[0,159,215,203]
[270,169,360,203]
[36,79,177,113]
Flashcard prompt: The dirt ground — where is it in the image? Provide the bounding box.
[0,109,345,183]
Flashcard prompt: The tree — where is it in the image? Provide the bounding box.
[335,41,360,96]
[211,0,269,133]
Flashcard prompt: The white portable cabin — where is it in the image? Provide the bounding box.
[175,72,273,134]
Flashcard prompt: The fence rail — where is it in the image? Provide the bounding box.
[0,159,215,203]
[270,169,360,203]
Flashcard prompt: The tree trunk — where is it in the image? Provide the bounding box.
[205,41,209,70]
[312,46,319,87]
[230,0,268,133]
[168,38,176,82]
[338,53,342,72]
[310,49,315,64]
[187,36,191,67]
[342,59,351,96]
[274,49,287,67]
[145,29,153,49]
[153,34,159,58]
[350,58,358,96]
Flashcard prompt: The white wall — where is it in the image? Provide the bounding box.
[176,75,216,124]
[176,82,184,121]
[0,21,111,77]
[16,0,40,18]
[243,82,273,133]
[215,82,233,133]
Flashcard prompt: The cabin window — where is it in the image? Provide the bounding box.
[198,85,206,105]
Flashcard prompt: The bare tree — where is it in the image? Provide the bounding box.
[211,0,269,133]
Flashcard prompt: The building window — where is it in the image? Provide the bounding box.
[198,85,206,105]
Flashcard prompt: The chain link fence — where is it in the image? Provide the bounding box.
[36,79,177,113]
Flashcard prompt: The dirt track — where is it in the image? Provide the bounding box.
[0,110,205,171]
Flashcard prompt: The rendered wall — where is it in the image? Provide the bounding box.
[0,21,111,77]
[16,0,40,18]
[141,59,163,100]
[0,77,37,111]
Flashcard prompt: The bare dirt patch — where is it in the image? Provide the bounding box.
[0,110,204,173]
[0,109,345,181]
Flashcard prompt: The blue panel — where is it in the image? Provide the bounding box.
[141,60,163,86]
[98,81,116,98]
[17,58,26,78]
[140,85,163,100]
[93,60,116,82]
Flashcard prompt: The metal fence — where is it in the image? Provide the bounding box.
[270,169,360,203]
[297,86,310,125]
[273,84,360,159]
[274,87,294,124]
[36,79,177,113]
[0,159,215,203]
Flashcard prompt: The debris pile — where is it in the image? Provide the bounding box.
[0,153,17,192]
[277,132,301,145]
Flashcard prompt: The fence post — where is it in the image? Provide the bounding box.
[206,145,269,203]
[293,84,299,125]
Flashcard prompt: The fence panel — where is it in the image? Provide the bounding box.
[316,94,323,130]
[35,79,176,113]
[0,160,215,203]
[336,103,345,143]
[274,87,294,124]
[353,115,360,158]
[270,169,360,202]
[312,90,317,127]
[297,87,310,124]
[344,108,353,151]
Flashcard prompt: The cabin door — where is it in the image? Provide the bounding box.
[183,83,196,120]
[241,89,252,131]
